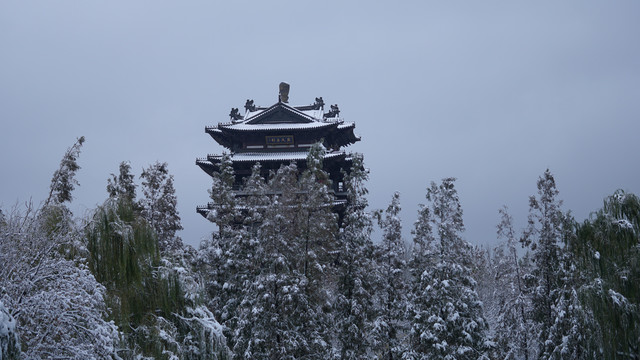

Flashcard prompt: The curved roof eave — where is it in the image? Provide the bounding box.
[220,121,336,133]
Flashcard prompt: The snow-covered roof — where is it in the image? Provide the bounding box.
[298,108,324,120]
[209,150,346,163]
[223,121,334,132]
[244,104,324,122]
[337,122,355,129]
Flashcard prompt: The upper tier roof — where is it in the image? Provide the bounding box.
[206,101,360,149]
[244,102,323,124]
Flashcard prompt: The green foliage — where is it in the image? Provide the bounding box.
[332,153,377,359]
[107,161,137,202]
[408,178,490,359]
[86,197,186,358]
[140,161,183,252]
[571,190,640,358]
[47,136,85,206]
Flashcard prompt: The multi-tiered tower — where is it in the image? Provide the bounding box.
[196,83,360,218]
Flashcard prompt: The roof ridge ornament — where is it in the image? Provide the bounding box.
[323,104,340,119]
[279,82,290,103]
[229,108,243,122]
[244,99,256,112]
[314,97,325,110]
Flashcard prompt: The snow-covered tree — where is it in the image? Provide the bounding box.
[520,169,576,357]
[199,163,263,352]
[87,192,228,359]
[407,178,490,360]
[544,249,594,359]
[491,206,535,360]
[229,163,316,358]
[571,190,640,358]
[372,191,409,359]
[410,203,436,284]
[0,299,20,360]
[232,146,338,359]
[46,136,85,206]
[333,154,377,359]
[107,160,137,202]
[86,160,229,359]
[0,137,121,359]
[297,143,338,285]
[140,161,183,253]
[207,153,238,236]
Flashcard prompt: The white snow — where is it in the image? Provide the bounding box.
[0,300,18,355]
[225,122,334,131]
[609,289,628,307]
[615,219,633,229]
[229,150,345,162]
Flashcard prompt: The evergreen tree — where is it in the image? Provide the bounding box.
[544,229,595,359]
[232,146,338,359]
[207,153,238,236]
[333,154,377,359]
[492,206,535,360]
[372,191,409,359]
[140,161,183,253]
[107,160,137,201]
[521,169,577,358]
[231,164,311,358]
[46,136,85,206]
[407,178,490,360]
[206,163,264,353]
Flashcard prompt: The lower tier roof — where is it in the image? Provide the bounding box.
[196,150,353,177]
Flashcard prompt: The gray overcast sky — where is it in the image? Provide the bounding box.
[1,1,639,248]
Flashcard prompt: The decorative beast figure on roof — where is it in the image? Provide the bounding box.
[323,104,340,119]
[244,99,256,112]
[229,108,243,121]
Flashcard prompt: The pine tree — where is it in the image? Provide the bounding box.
[407,198,437,360]
[232,163,323,358]
[207,153,238,236]
[211,164,264,353]
[521,169,571,357]
[333,154,377,359]
[46,136,85,206]
[492,206,534,360]
[372,191,409,359]
[197,154,249,355]
[107,160,137,201]
[407,178,490,360]
[140,161,183,253]
[232,146,339,359]
[545,227,595,359]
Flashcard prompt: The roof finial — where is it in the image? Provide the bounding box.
[279,82,290,103]
[244,99,256,112]
[229,108,243,121]
[323,104,340,119]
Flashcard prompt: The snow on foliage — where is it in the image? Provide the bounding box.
[408,178,491,360]
[140,161,184,253]
[0,300,20,360]
[0,203,119,359]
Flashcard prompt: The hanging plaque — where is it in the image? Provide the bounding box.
[266,135,294,145]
